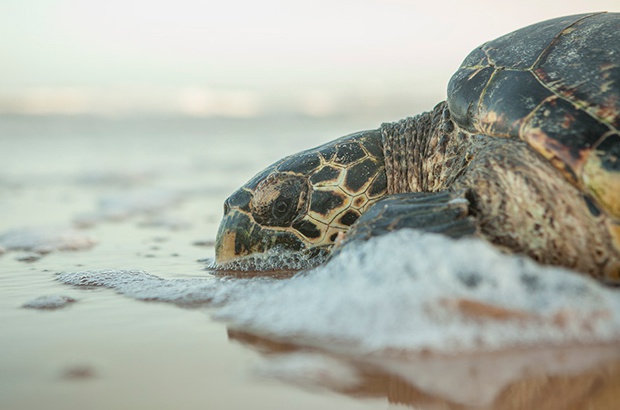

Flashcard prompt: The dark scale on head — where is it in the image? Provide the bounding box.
[339,209,360,226]
[368,170,388,197]
[334,142,366,165]
[292,219,322,239]
[225,189,252,213]
[271,229,306,252]
[358,130,384,159]
[235,216,273,256]
[344,158,380,193]
[309,190,345,216]
[277,153,321,175]
[310,165,341,185]
[234,232,245,255]
[329,232,339,242]
[319,145,337,162]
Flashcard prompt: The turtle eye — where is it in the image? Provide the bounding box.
[272,197,293,220]
[250,173,307,227]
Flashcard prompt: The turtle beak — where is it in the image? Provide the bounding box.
[215,209,257,264]
[215,206,309,268]
[215,189,262,264]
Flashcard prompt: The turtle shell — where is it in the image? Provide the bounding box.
[447,12,620,220]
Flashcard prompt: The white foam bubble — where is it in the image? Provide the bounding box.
[0,226,96,253]
[212,247,328,272]
[57,269,237,306]
[22,295,77,309]
[56,230,620,354]
[224,231,620,353]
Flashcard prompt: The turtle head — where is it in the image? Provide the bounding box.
[215,129,387,270]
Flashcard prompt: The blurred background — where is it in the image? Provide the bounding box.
[2,0,619,122]
[1,4,620,410]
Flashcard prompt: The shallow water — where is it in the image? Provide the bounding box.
[2,114,620,410]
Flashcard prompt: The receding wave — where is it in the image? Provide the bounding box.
[57,229,620,355]
[209,247,329,273]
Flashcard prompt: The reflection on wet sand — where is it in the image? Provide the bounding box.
[55,264,620,408]
[229,329,620,409]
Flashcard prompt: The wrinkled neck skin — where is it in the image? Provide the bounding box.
[380,101,478,194]
[381,103,620,280]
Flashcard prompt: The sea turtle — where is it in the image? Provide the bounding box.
[215,12,620,282]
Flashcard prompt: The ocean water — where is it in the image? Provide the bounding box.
[1,114,620,410]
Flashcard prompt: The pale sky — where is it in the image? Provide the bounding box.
[1,0,618,115]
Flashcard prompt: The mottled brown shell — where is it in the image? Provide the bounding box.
[447,12,620,221]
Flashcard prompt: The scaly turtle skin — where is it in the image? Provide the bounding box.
[215,12,620,281]
[216,130,388,268]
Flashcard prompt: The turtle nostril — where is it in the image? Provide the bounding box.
[223,201,230,216]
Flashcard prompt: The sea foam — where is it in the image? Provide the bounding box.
[56,230,620,354]
[22,295,77,309]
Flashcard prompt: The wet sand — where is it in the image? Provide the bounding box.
[1,114,619,409]
[230,330,620,409]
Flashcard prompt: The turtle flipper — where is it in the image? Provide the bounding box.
[337,190,477,250]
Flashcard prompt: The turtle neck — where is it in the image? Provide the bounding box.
[380,101,477,194]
